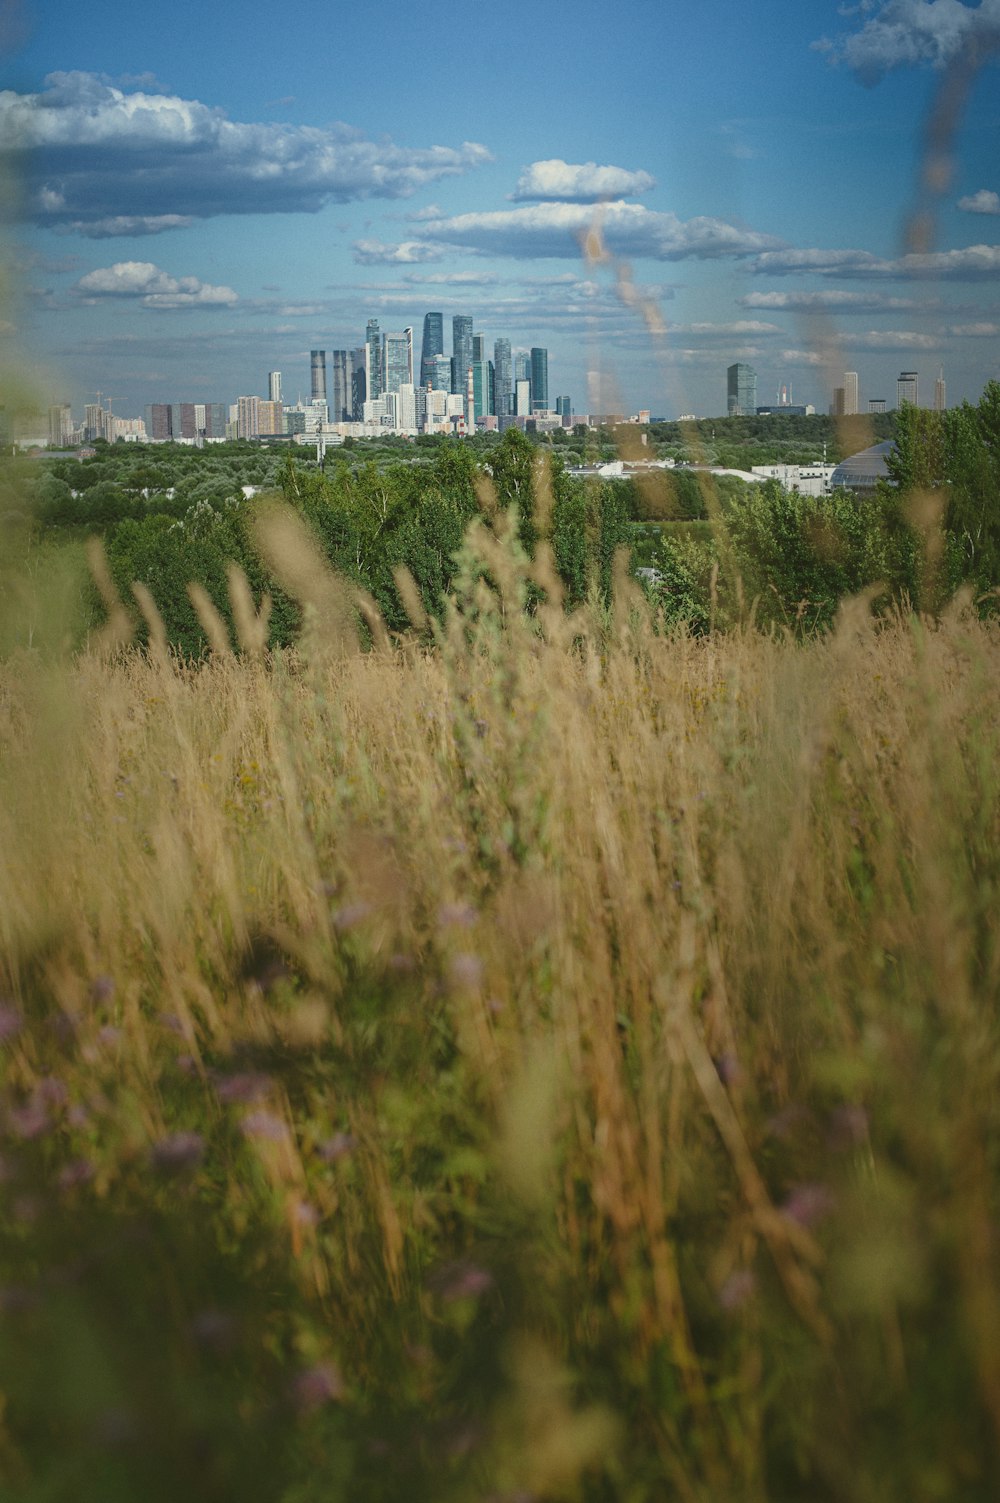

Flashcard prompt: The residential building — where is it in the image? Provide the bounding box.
[258,400,284,436]
[515,378,531,416]
[237,395,260,439]
[331,350,350,422]
[366,320,383,401]
[48,404,73,445]
[843,371,859,415]
[310,350,327,406]
[934,368,947,412]
[351,348,367,419]
[268,371,282,404]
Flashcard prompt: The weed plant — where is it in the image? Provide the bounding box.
[2,493,1000,1502]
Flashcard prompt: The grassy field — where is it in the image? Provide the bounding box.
[2,507,1000,1501]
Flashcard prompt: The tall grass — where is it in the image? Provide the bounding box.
[2,504,1000,1501]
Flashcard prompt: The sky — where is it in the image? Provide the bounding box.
[3,0,1000,420]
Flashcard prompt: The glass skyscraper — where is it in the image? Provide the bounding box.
[493,338,512,417]
[330,350,350,422]
[420,312,443,388]
[452,315,473,396]
[366,320,383,400]
[383,329,413,394]
[350,348,367,420]
[530,347,549,413]
[727,362,757,417]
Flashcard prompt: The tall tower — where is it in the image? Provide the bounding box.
[493,338,512,417]
[727,362,757,417]
[934,368,947,412]
[843,371,859,416]
[383,330,412,393]
[530,347,549,413]
[452,315,473,395]
[365,320,383,400]
[897,370,918,408]
[350,348,367,419]
[420,312,443,387]
[330,350,350,422]
[268,371,282,404]
[310,351,326,404]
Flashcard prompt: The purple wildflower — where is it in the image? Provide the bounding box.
[8,1099,50,1139]
[718,1268,757,1311]
[90,975,115,1003]
[781,1184,836,1229]
[331,902,372,931]
[291,1362,344,1412]
[241,1111,288,1142]
[317,1131,356,1162]
[828,1104,869,1150]
[437,902,477,929]
[57,1159,93,1190]
[430,1260,494,1303]
[713,1051,742,1087]
[215,1071,272,1104]
[449,952,483,989]
[0,1005,22,1043]
[151,1131,205,1171]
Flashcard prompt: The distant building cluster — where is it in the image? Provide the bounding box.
[727,361,948,421]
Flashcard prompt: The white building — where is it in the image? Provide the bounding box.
[750,463,837,497]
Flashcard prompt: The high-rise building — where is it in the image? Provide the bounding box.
[897,370,918,408]
[514,351,530,387]
[258,400,284,436]
[934,368,947,412]
[832,388,846,417]
[237,395,261,439]
[472,333,486,363]
[427,354,452,391]
[365,320,383,401]
[472,360,494,420]
[351,348,367,419]
[515,378,531,417]
[146,403,172,441]
[452,315,473,396]
[727,363,757,417]
[530,347,549,413]
[330,350,350,422]
[383,329,413,394]
[493,338,512,417]
[556,396,572,418]
[269,371,282,404]
[310,351,327,405]
[868,398,886,414]
[420,312,444,388]
[843,372,859,415]
[48,404,72,446]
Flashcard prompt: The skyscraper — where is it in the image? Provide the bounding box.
[383,329,413,394]
[530,347,549,413]
[472,360,494,420]
[237,395,261,439]
[351,348,367,419]
[331,350,350,422]
[268,371,282,404]
[727,362,757,417]
[934,368,947,412]
[427,355,452,391]
[366,320,383,401]
[493,338,512,417]
[420,312,444,388]
[452,315,473,396]
[897,371,919,408]
[843,372,859,415]
[310,351,327,405]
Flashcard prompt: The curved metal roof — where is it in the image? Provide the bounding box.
[830,440,896,493]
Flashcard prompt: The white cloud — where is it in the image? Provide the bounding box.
[958,189,1000,215]
[815,0,1000,83]
[74,260,238,309]
[351,239,448,265]
[740,288,932,312]
[65,215,194,239]
[510,159,656,202]
[846,329,941,348]
[754,243,1000,279]
[676,320,783,336]
[949,320,1000,334]
[1,72,493,232]
[411,200,783,261]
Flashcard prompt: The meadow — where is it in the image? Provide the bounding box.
[2,488,1000,1501]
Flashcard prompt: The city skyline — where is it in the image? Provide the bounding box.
[4,0,999,421]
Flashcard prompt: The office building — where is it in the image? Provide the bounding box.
[843,372,859,415]
[452,315,473,395]
[383,329,413,394]
[868,398,886,414]
[472,360,494,421]
[494,338,512,418]
[366,320,383,401]
[934,368,947,412]
[310,351,327,405]
[897,371,918,408]
[330,350,350,422]
[727,363,757,417]
[420,312,444,388]
[530,347,549,412]
[427,354,452,391]
[268,371,282,404]
[351,348,367,419]
[556,396,572,418]
[515,378,531,417]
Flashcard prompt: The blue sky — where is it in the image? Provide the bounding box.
[4,0,1000,419]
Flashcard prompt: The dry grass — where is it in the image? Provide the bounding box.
[2,512,1000,1501]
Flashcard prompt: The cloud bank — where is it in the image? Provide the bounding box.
[1,71,492,234]
[510,159,656,202]
[405,200,783,261]
[958,188,1000,214]
[74,261,238,309]
[815,0,1000,84]
[753,243,1000,279]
